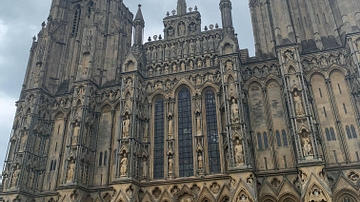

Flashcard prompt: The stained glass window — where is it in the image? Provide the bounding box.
[153,99,165,179]
[276,130,282,147]
[282,130,288,146]
[205,91,220,173]
[178,88,193,177]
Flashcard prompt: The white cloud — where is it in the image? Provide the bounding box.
[0,19,8,44]
[0,92,16,132]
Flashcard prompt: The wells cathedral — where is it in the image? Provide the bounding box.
[2,0,360,201]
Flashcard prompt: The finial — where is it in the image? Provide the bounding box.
[138,4,141,8]
[204,26,208,31]
[153,35,158,41]
[159,35,162,40]
[215,23,219,29]
[194,6,198,11]
[171,9,176,16]
[33,36,36,42]
[189,7,193,12]
[148,36,152,42]
[41,21,46,28]
[166,11,170,17]
[209,24,214,30]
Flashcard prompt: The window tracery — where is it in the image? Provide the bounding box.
[178,88,193,177]
[154,98,165,179]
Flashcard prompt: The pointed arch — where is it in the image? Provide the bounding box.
[153,97,165,179]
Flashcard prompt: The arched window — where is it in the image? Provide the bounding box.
[71,5,82,37]
[282,130,288,146]
[103,151,107,166]
[178,88,193,177]
[346,126,352,139]
[99,152,103,166]
[205,91,220,173]
[330,127,336,141]
[325,128,331,141]
[276,130,282,147]
[257,133,263,150]
[263,132,269,149]
[153,98,165,179]
[351,125,358,138]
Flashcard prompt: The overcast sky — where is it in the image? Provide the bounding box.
[0,0,254,169]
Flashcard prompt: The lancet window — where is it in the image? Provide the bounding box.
[153,98,165,179]
[205,90,220,173]
[178,88,193,177]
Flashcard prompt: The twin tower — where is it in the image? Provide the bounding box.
[1,0,360,202]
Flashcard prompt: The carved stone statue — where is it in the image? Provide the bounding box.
[67,160,75,182]
[197,60,203,68]
[189,60,194,69]
[120,153,128,176]
[293,91,305,116]
[11,165,20,187]
[142,159,147,178]
[234,139,244,166]
[198,153,203,169]
[178,22,186,36]
[231,98,240,123]
[122,115,130,138]
[206,58,211,67]
[143,122,149,142]
[19,131,28,152]
[302,136,313,157]
[72,122,80,145]
[168,156,174,173]
[172,63,177,72]
[181,62,186,71]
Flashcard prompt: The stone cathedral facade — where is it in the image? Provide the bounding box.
[1,0,360,201]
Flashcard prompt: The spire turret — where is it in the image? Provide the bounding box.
[133,4,145,46]
[219,0,233,30]
[177,0,187,16]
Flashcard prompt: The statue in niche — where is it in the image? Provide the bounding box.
[11,165,20,187]
[165,45,170,59]
[293,91,305,116]
[226,61,233,70]
[67,159,75,182]
[180,62,186,71]
[143,122,149,142]
[19,130,28,152]
[234,139,244,166]
[172,63,177,72]
[122,115,130,138]
[152,47,157,61]
[171,43,177,58]
[231,98,240,124]
[32,63,42,85]
[237,194,250,202]
[164,65,169,74]
[142,157,147,178]
[168,155,174,173]
[198,152,203,169]
[178,22,186,36]
[190,40,195,54]
[72,122,80,146]
[206,58,211,67]
[197,60,203,68]
[183,41,189,55]
[196,39,201,54]
[120,153,128,176]
[189,60,194,69]
[301,131,313,156]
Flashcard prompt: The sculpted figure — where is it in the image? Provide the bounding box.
[234,139,244,166]
[302,136,313,156]
[293,91,305,116]
[67,160,75,182]
[168,113,174,138]
[206,58,211,67]
[11,165,20,187]
[142,159,147,178]
[172,63,177,72]
[122,115,130,138]
[189,60,194,69]
[231,98,240,123]
[181,62,186,71]
[72,122,80,145]
[168,156,174,173]
[198,153,203,169]
[196,116,201,135]
[226,61,233,70]
[197,60,203,68]
[120,153,128,176]
[19,131,28,152]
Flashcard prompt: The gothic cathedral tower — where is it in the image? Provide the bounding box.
[1,0,360,201]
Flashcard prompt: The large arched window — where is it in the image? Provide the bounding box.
[257,133,263,150]
[263,132,269,149]
[178,88,193,177]
[205,90,220,173]
[346,126,352,139]
[153,98,165,179]
[325,128,331,141]
[71,5,82,37]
